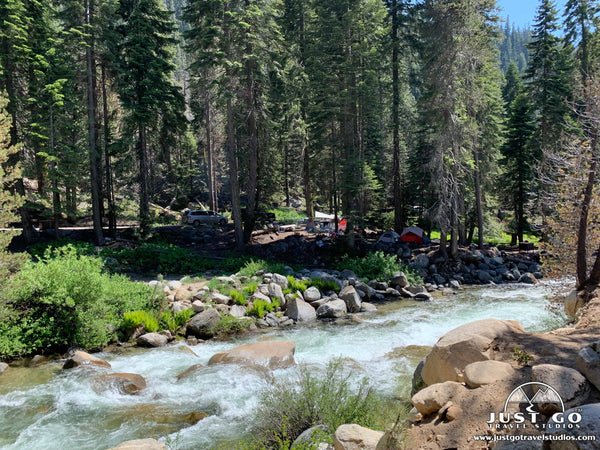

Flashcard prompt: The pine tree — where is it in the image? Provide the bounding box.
[501,92,537,243]
[114,0,184,236]
[420,0,504,256]
[0,92,27,280]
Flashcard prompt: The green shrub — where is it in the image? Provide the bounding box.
[214,314,250,335]
[229,289,247,306]
[28,239,96,260]
[0,246,162,358]
[160,309,194,334]
[287,276,309,292]
[206,277,233,293]
[247,298,279,318]
[237,258,288,278]
[100,244,211,275]
[122,310,159,333]
[241,282,258,298]
[309,278,340,294]
[250,359,381,447]
[337,251,422,284]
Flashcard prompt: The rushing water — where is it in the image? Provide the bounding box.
[0,283,567,450]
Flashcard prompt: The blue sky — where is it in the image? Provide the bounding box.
[496,0,567,28]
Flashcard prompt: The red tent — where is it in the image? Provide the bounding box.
[400,226,426,244]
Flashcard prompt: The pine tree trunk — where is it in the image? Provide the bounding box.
[473,146,484,249]
[86,0,104,245]
[50,109,60,240]
[101,63,116,237]
[243,37,258,244]
[205,92,217,211]
[391,0,404,234]
[138,125,150,236]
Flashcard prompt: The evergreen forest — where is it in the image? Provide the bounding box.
[2,0,600,271]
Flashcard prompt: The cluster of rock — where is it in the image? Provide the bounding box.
[407,318,600,448]
[406,246,542,287]
[142,268,435,346]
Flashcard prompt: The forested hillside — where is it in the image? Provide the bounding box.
[1,0,599,271]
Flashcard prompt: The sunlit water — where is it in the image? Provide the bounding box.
[0,283,568,449]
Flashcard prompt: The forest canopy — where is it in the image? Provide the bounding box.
[1,0,600,284]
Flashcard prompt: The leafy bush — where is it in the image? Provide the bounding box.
[214,314,251,335]
[0,246,162,358]
[160,309,194,334]
[100,244,211,274]
[247,298,279,318]
[309,278,340,294]
[238,258,288,278]
[28,239,96,260]
[229,289,247,306]
[122,310,159,333]
[250,359,381,447]
[287,276,309,292]
[337,251,422,284]
[241,282,258,298]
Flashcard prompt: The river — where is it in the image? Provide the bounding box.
[0,283,568,449]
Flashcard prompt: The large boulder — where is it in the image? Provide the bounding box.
[229,304,247,318]
[269,283,286,306]
[137,332,168,348]
[390,272,409,289]
[333,424,383,450]
[286,297,317,322]
[93,373,147,395]
[303,286,322,303]
[208,340,296,369]
[187,309,221,339]
[339,286,362,313]
[532,364,590,410]
[576,341,600,391]
[463,360,515,388]
[544,403,600,449]
[421,319,525,385]
[63,351,111,370]
[108,438,167,450]
[411,381,467,416]
[271,273,289,289]
[316,300,348,319]
[210,292,231,305]
[0,362,8,374]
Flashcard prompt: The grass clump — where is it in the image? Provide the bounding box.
[160,309,194,334]
[122,310,159,333]
[229,289,247,306]
[0,245,163,358]
[249,359,381,448]
[247,298,280,318]
[309,278,340,294]
[287,276,309,292]
[238,258,288,278]
[337,251,422,284]
[214,314,252,335]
